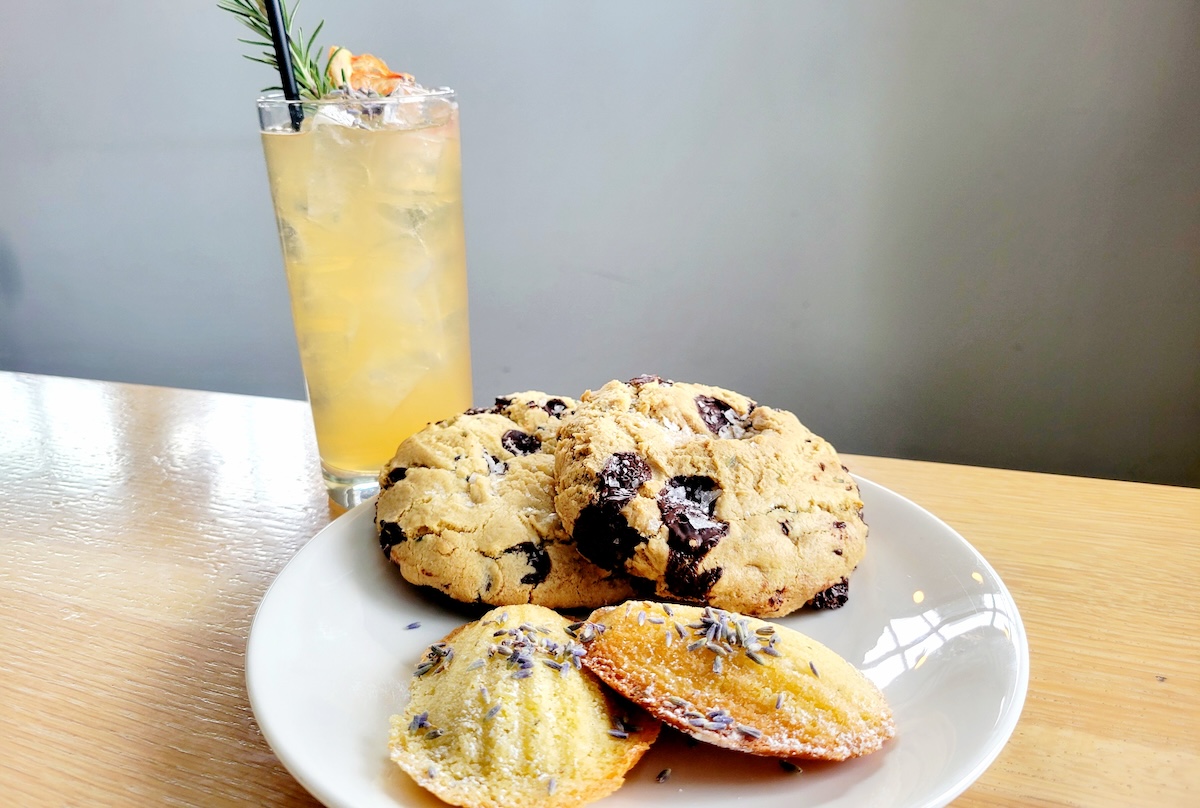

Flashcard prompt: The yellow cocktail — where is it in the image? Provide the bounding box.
[259,91,472,506]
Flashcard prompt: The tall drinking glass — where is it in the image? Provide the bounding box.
[257,91,473,507]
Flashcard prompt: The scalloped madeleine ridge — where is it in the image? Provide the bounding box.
[389,604,659,808]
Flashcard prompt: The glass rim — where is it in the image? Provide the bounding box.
[256,88,455,108]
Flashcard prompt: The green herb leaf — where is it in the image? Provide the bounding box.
[219,0,331,99]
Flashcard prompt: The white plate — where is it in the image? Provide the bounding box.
[247,476,1028,808]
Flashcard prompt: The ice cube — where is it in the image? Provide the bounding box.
[305,104,359,130]
[369,131,447,195]
[381,93,454,129]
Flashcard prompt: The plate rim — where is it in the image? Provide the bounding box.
[853,476,1030,808]
[245,496,380,807]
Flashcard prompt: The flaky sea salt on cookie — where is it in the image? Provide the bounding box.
[376,392,635,609]
[554,376,868,617]
[580,601,894,761]
[389,604,660,808]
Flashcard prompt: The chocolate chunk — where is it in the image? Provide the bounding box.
[501,429,541,456]
[503,542,551,586]
[665,559,723,602]
[574,452,654,571]
[658,476,728,600]
[384,466,407,487]
[833,520,846,530]
[780,520,791,536]
[542,398,569,417]
[628,374,671,387]
[466,396,514,416]
[808,578,850,609]
[833,548,844,556]
[628,576,657,598]
[379,522,407,555]
[595,452,651,505]
[658,476,726,541]
[573,503,648,571]
[695,395,751,439]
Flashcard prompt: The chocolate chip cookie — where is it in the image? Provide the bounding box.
[376,392,636,609]
[553,377,867,617]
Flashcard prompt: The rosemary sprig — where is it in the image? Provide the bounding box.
[218,0,341,99]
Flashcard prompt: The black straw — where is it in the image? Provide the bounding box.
[262,0,304,129]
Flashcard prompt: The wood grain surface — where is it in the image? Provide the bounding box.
[1,372,1196,806]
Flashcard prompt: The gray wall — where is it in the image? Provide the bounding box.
[1,1,1197,487]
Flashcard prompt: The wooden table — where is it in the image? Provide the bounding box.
[1,371,1196,806]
